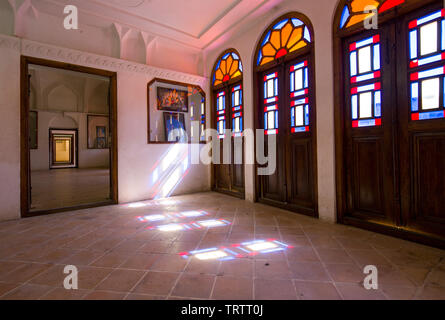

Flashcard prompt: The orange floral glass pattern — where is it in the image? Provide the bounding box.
[257,18,312,66]
[339,0,406,29]
[213,51,243,87]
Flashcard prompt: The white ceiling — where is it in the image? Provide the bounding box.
[34,0,285,50]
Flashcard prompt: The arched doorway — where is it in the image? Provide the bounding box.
[211,49,245,198]
[333,0,445,247]
[253,13,318,217]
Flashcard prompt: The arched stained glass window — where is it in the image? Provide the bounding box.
[257,17,312,66]
[339,0,406,29]
[213,51,243,87]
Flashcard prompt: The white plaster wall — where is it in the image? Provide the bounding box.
[204,0,339,222]
[0,38,20,221]
[0,34,210,222]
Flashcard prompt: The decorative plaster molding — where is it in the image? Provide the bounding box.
[18,37,207,87]
[0,34,20,51]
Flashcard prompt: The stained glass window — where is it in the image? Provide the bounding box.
[339,0,406,29]
[200,98,205,140]
[263,72,279,135]
[257,18,311,66]
[231,85,243,137]
[213,51,243,87]
[348,35,382,127]
[290,60,310,132]
[409,9,445,121]
[216,91,226,138]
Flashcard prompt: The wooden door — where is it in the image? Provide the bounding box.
[258,67,287,203]
[257,60,317,216]
[397,4,445,238]
[213,83,245,198]
[342,25,397,225]
[284,55,317,216]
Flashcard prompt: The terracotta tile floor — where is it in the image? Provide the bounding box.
[0,192,444,300]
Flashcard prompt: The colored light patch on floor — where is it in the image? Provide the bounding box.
[157,223,188,232]
[243,240,279,252]
[196,219,231,228]
[179,239,293,261]
[127,202,148,208]
[176,210,208,218]
[147,219,231,232]
[137,214,170,222]
[193,249,229,261]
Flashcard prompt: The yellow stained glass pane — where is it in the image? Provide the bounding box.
[270,30,281,49]
[215,69,224,81]
[351,0,379,13]
[214,80,222,86]
[289,40,307,53]
[226,55,233,74]
[281,22,293,47]
[262,43,276,57]
[260,57,274,66]
[229,60,239,76]
[346,12,375,27]
[286,27,303,50]
[232,70,241,78]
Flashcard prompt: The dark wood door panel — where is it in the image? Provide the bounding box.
[287,138,314,208]
[260,138,286,202]
[349,137,387,218]
[408,132,445,234]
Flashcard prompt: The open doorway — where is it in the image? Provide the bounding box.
[21,57,118,216]
[49,129,77,169]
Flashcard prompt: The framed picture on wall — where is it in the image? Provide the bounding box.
[163,112,187,142]
[87,115,109,149]
[29,111,38,149]
[157,87,188,112]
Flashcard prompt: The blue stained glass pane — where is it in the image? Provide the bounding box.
[264,113,268,129]
[273,19,288,30]
[374,91,381,117]
[232,53,239,60]
[291,18,304,27]
[305,105,309,125]
[291,107,295,127]
[416,53,443,66]
[418,66,444,79]
[411,82,419,112]
[356,36,374,49]
[350,51,357,76]
[290,72,294,92]
[257,52,263,66]
[410,30,418,60]
[240,118,243,131]
[274,78,278,96]
[442,20,445,51]
[239,61,243,72]
[357,119,376,127]
[418,110,445,120]
[373,44,380,70]
[222,53,230,59]
[340,6,350,29]
[275,111,278,128]
[417,10,442,27]
[240,90,243,104]
[232,93,234,107]
[262,31,271,46]
[304,27,311,42]
[304,68,308,88]
[352,95,358,120]
[264,81,267,98]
